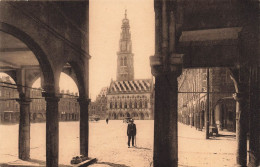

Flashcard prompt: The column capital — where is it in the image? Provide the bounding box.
[233,93,244,102]
[16,97,31,104]
[77,97,91,104]
[150,53,183,77]
[42,92,61,102]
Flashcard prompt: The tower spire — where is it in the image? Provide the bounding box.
[116,10,134,81]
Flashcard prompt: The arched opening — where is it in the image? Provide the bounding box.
[120,57,123,66]
[145,112,149,118]
[134,101,137,108]
[126,112,130,118]
[110,102,113,109]
[119,102,122,109]
[0,23,54,162]
[140,112,144,120]
[129,101,132,109]
[118,112,123,118]
[32,72,79,122]
[112,112,117,120]
[123,57,127,66]
[145,101,148,108]
[139,101,142,108]
[214,99,236,132]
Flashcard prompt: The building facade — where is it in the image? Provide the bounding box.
[178,68,236,132]
[106,11,154,120]
[107,79,154,120]
[30,89,80,122]
[0,76,20,123]
[89,87,108,120]
[0,75,80,123]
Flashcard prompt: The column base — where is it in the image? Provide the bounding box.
[234,164,247,167]
[70,157,97,167]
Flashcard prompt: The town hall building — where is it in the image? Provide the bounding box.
[106,11,154,120]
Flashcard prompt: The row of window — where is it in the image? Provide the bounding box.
[91,106,106,111]
[0,89,18,98]
[109,112,149,117]
[110,95,148,99]
[109,101,148,109]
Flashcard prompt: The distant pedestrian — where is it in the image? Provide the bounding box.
[106,118,109,124]
[127,119,136,148]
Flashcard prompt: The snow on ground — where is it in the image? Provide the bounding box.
[0,120,237,167]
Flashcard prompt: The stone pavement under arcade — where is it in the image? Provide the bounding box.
[0,0,259,167]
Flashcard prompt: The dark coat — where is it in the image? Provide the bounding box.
[127,123,136,136]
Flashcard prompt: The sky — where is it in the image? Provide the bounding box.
[1,0,155,99]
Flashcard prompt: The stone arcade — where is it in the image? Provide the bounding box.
[0,0,259,167]
[0,1,90,166]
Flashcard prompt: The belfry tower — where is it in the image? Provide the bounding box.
[116,10,134,81]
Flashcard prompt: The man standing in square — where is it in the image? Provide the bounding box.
[127,119,136,148]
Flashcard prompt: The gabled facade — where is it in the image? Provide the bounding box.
[89,87,108,119]
[107,79,154,120]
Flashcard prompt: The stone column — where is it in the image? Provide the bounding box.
[196,113,199,130]
[233,93,248,167]
[248,66,260,167]
[78,97,91,156]
[197,112,200,130]
[151,0,182,165]
[206,68,210,139]
[44,94,60,167]
[152,71,180,167]
[17,97,31,160]
[150,54,182,167]
[199,111,203,130]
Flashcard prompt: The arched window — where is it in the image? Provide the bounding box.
[120,57,123,66]
[139,101,142,108]
[145,101,148,108]
[110,102,113,109]
[123,57,127,66]
[124,102,127,108]
[129,101,132,108]
[134,102,137,108]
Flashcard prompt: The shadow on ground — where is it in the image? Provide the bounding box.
[96,162,131,167]
[0,159,71,167]
[133,146,151,150]
[217,134,236,138]
[30,159,72,167]
[209,134,236,141]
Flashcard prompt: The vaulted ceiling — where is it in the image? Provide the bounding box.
[0,31,39,71]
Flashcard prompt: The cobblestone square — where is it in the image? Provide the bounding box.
[0,120,237,167]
